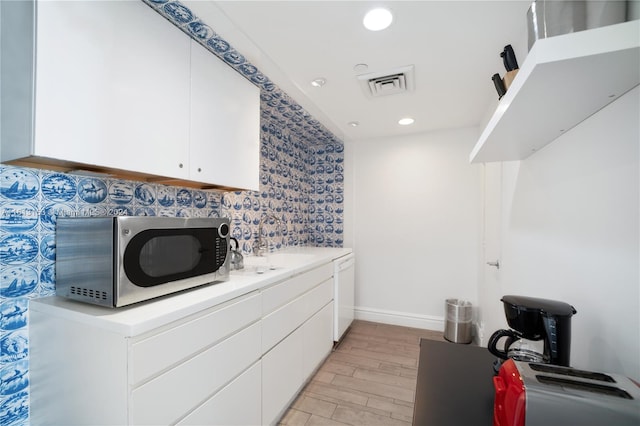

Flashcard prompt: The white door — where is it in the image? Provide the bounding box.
[478,162,503,345]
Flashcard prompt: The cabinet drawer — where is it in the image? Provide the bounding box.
[262,263,333,315]
[262,278,333,353]
[131,292,260,385]
[178,361,261,425]
[132,321,261,425]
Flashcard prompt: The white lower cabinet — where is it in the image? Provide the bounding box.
[261,264,335,425]
[29,292,262,425]
[29,261,336,425]
[262,303,334,426]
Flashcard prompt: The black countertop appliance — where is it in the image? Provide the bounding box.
[488,295,577,367]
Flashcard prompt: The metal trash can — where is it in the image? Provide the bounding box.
[444,298,473,344]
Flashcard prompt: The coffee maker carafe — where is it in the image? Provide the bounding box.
[488,295,577,366]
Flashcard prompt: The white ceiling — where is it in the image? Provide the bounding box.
[184,1,533,142]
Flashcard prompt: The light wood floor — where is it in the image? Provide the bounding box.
[279,320,446,426]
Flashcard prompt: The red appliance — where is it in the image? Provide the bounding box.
[493,359,640,426]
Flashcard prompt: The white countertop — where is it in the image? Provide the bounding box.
[30,247,352,336]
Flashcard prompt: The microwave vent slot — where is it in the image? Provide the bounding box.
[529,363,616,382]
[70,286,108,301]
[536,375,633,399]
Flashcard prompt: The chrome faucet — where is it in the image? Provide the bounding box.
[254,214,282,256]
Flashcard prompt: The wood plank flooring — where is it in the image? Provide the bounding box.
[279,320,446,426]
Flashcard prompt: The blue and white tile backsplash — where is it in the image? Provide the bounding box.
[0,1,343,424]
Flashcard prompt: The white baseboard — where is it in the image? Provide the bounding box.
[354,306,444,331]
[355,306,484,346]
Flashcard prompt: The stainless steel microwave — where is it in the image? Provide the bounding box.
[56,216,230,307]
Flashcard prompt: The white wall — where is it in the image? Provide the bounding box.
[352,127,482,329]
[349,87,639,378]
[480,86,640,378]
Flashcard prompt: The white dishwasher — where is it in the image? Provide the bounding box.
[333,253,355,342]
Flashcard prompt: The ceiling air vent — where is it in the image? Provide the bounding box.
[357,65,415,98]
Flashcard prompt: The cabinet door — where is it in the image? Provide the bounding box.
[34,1,190,178]
[262,326,304,426]
[302,302,334,380]
[190,40,260,189]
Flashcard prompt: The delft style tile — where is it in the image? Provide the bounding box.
[162,1,193,24]
[0,359,29,397]
[0,330,28,363]
[109,181,135,205]
[173,189,191,207]
[0,298,28,331]
[0,168,39,201]
[0,266,38,299]
[158,187,176,208]
[187,20,214,40]
[0,391,29,426]
[206,36,231,54]
[192,191,207,209]
[77,177,107,204]
[1,202,38,233]
[134,183,156,206]
[41,173,76,202]
[0,235,39,266]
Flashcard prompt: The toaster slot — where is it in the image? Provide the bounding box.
[529,363,615,382]
[536,375,633,399]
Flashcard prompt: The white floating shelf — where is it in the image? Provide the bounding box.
[470,20,640,163]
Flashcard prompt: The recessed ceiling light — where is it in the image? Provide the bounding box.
[398,117,415,126]
[348,121,360,127]
[311,78,326,87]
[363,8,393,31]
[353,63,369,73]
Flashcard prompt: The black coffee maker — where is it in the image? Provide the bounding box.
[488,295,577,367]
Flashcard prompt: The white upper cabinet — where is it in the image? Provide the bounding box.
[470,20,639,163]
[3,0,192,178]
[1,1,260,190]
[190,40,260,191]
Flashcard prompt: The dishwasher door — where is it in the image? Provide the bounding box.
[334,253,355,342]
